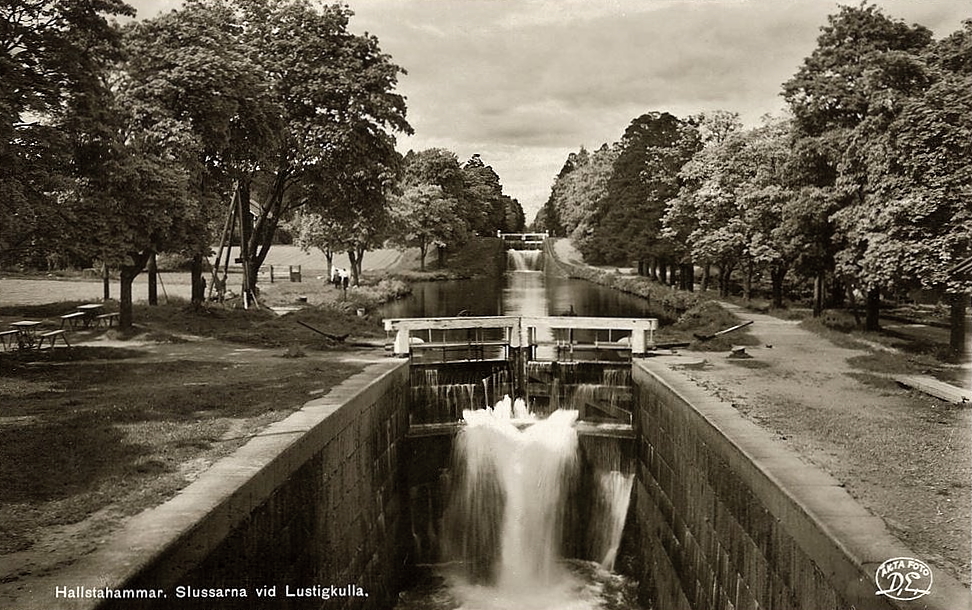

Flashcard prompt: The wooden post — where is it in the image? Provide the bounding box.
[394,328,410,356]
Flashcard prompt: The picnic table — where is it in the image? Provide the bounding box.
[59,303,104,329]
[77,303,104,326]
[5,320,70,350]
[9,320,42,349]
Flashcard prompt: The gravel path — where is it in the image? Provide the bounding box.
[672,303,971,585]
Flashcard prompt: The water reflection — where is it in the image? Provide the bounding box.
[380,264,655,320]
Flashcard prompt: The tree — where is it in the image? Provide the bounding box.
[782,3,932,136]
[537,144,620,244]
[782,3,934,326]
[460,154,506,235]
[1,0,135,265]
[285,210,344,281]
[67,149,199,328]
[402,148,466,201]
[660,111,743,292]
[389,184,466,270]
[120,0,274,305]
[834,21,972,347]
[122,0,411,298]
[242,0,411,292]
[585,112,700,278]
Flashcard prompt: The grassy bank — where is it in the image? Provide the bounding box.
[387,236,505,282]
[543,241,700,321]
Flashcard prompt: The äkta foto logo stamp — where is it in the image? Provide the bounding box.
[875,557,933,601]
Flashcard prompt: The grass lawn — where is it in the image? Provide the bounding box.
[0,237,504,573]
[0,348,361,554]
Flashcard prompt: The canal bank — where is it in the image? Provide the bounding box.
[27,330,968,609]
[9,237,967,609]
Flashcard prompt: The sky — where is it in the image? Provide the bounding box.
[128,0,970,221]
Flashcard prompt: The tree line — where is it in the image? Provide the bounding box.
[0,0,523,327]
[533,4,970,352]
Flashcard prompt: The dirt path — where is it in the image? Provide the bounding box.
[672,302,971,585]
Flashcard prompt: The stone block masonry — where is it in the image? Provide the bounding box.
[29,359,411,610]
[627,358,970,610]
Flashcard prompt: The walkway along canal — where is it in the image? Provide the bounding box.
[38,238,969,610]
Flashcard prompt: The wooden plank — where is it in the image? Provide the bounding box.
[410,341,509,350]
[893,375,970,404]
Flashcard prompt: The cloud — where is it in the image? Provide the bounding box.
[128,0,972,220]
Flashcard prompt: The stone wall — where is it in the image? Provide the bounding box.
[39,359,410,610]
[627,359,968,610]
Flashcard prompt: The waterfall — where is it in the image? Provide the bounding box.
[442,405,578,587]
[507,250,542,271]
[590,471,634,570]
[413,369,479,423]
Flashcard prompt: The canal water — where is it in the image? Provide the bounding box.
[379,251,657,320]
[389,250,646,610]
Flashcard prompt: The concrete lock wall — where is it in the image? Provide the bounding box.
[627,359,969,610]
[38,359,411,610]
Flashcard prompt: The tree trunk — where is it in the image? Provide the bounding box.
[119,252,150,330]
[649,258,658,281]
[701,264,710,292]
[147,252,158,306]
[237,181,257,307]
[830,276,845,308]
[949,292,968,355]
[742,259,753,302]
[243,167,289,296]
[319,248,334,283]
[846,283,862,327]
[347,246,365,286]
[102,263,110,300]
[682,263,694,291]
[812,273,824,317]
[770,264,786,309]
[719,266,733,298]
[865,287,880,332]
[419,243,427,272]
[190,253,205,305]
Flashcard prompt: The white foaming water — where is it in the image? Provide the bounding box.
[507,250,543,271]
[491,394,533,420]
[431,398,639,610]
[591,471,635,571]
[443,403,577,587]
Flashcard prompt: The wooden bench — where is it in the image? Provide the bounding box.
[0,329,19,351]
[60,311,87,328]
[95,312,120,327]
[37,329,70,349]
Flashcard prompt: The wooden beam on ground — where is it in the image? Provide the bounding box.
[893,375,970,404]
